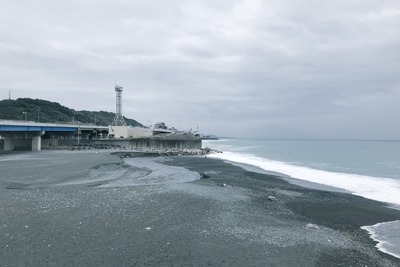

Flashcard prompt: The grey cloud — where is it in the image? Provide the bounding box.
[1,0,399,139]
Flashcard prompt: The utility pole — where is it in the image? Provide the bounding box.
[77,126,80,145]
[37,107,40,122]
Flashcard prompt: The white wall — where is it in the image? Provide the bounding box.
[108,126,152,138]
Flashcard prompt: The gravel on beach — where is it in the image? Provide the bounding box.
[1,150,400,266]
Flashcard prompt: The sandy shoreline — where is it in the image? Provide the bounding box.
[1,150,400,266]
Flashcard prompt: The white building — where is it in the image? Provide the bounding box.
[108,126,152,139]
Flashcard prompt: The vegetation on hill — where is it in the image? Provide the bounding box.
[0,98,143,127]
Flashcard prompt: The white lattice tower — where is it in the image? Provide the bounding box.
[112,84,126,126]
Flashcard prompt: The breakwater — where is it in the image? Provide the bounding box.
[41,137,202,150]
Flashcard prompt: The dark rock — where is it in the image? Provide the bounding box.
[199,172,210,179]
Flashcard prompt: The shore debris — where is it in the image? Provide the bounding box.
[113,147,221,157]
[306,223,320,230]
[268,196,277,201]
[219,183,227,187]
[70,144,121,150]
[199,172,210,179]
[69,144,221,157]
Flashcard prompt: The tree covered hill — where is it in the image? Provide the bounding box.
[0,98,143,127]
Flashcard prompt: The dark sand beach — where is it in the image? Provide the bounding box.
[1,150,400,266]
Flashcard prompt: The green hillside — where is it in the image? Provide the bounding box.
[0,98,143,127]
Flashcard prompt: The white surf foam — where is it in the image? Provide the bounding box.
[361,220,400,259]
[207,147,400,260]
[209,151,400,207]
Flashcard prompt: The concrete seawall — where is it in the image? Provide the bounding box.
[42,138,202,150]
[0,139,32,151]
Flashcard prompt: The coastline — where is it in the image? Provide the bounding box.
[216,159,352,194]
[361,220,400,260]
[162,156,400,262]
[1,150,400,266]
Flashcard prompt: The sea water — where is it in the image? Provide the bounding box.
[204,138,400,259]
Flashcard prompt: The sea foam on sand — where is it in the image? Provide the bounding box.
[362,220,400,259]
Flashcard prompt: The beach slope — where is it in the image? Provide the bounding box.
[1,151,400,266]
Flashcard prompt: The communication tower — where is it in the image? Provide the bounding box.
[111,84,127,126]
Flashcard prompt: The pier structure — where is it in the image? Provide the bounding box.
[0,121,77,151]
[1,85,203,152]
[0,120,201,152]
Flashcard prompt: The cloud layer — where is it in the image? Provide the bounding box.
[1,0,400,138]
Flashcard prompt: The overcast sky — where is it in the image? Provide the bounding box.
[1,0,399,139]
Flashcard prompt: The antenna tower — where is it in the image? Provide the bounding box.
[111,84,126,126]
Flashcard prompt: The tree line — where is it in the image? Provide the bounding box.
[0,98,143,127]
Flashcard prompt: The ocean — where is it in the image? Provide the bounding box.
[204,138,400,259]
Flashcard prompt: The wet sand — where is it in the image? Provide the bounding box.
[1,151,400,266]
